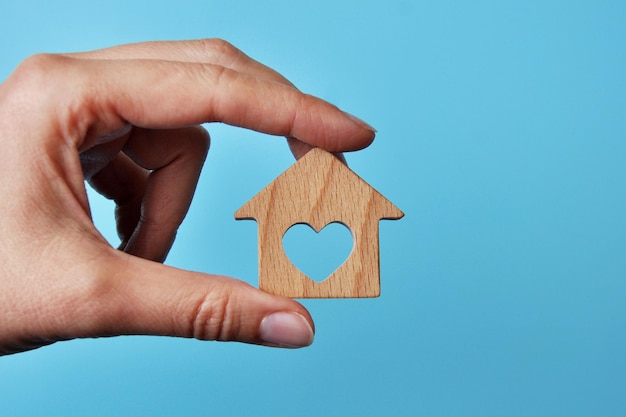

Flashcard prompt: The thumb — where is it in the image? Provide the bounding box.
[92,252,315,348]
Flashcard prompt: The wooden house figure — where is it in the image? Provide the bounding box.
[235,148,404,298]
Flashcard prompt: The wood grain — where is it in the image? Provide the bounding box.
[235,148,404,298]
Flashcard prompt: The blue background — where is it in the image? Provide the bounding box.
[1,1,625,416]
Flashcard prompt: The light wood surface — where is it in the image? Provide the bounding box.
[235,148,404,298]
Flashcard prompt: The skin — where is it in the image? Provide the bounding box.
[0,39,375,355]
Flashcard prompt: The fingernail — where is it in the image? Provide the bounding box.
[344,111,377,133]
[94,122,132,145]
[259,312,315,348]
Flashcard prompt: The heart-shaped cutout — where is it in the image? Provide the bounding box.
[282,222,354,282]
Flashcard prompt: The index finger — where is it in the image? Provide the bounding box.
[63,39,335,160]
[58,56,376,153]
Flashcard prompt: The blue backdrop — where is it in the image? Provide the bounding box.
[1,1,625,416]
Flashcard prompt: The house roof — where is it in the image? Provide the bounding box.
[234,148,404,229]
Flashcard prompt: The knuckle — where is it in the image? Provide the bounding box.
[190,289,231,341]
[199,38,238,56]
[197,38,244,65]
[189,280,252,342]
[186,125,211,157]
[2,54,89,141]
[12,54,68,91]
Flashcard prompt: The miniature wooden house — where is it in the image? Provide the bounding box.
[235,148,404,298]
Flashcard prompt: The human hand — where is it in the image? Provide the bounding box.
[0,39,375,355]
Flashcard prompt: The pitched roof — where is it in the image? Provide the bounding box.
[234,148,404,229]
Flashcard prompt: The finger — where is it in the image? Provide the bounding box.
[62,39,296,88]
[87,152,148,248]
[63,39,351,161]
[119,126,210,262]
[69,57,375,153]
[86,250,315,348]
[86,125,209,260]
[78,123,134,178]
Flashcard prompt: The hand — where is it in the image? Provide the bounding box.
[0,39,375,355]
